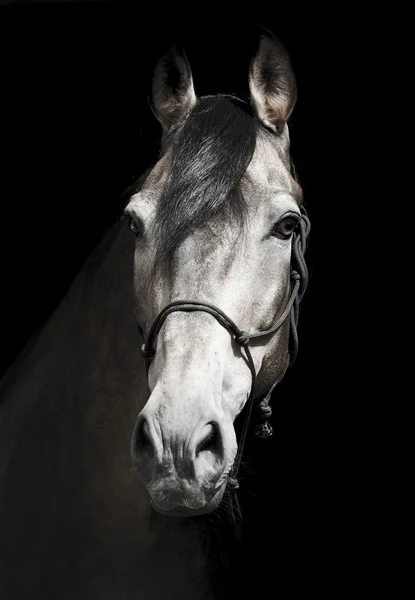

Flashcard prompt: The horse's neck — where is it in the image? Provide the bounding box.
[0,223,212,600]
[0,222,139,476]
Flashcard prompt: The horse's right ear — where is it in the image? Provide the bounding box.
[152,46,197,133]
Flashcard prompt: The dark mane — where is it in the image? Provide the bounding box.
[154,95,258,264]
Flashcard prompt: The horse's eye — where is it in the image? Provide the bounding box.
[272,216,299,240]
[127,215,141,236]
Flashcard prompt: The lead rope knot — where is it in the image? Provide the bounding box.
[255,395,274,439]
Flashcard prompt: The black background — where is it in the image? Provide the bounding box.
[0,1,369,597]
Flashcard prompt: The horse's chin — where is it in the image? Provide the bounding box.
[149,481,227,518]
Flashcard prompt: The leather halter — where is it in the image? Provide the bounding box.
[135,209,310,521]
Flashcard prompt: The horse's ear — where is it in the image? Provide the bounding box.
[152,46,197,132]
[249,31,297,133]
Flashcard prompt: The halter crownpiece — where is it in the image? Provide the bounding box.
[137,208,310,521]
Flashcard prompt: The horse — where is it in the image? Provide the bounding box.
[0,31,309,599]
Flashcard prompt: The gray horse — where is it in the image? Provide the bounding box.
[0,32,308,599]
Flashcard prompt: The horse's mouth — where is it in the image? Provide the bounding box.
[149,481,227,517]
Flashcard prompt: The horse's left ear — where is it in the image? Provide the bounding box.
[249,32,297,133]
[152,46,197,133]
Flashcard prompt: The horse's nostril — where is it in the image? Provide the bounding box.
[196,422,221,456]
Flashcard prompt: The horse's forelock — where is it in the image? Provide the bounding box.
[152,95,259,266]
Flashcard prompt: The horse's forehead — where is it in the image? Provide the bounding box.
[244,136,292,195]
[140,131,293,206]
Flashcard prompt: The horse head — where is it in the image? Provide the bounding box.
[126,32,309,516]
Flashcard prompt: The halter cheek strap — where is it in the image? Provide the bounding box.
[136,208,310,522]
